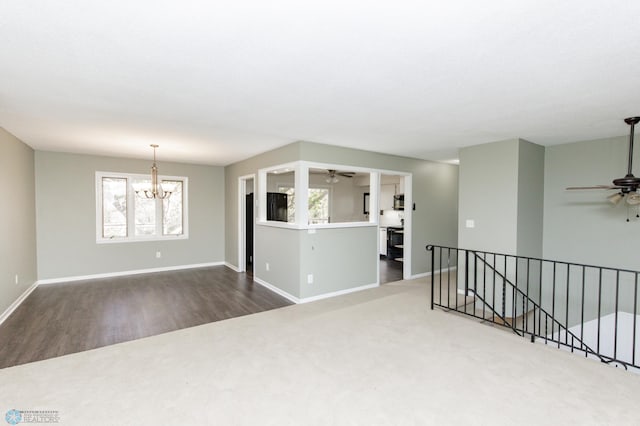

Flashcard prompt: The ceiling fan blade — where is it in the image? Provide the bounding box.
[337,172,354,178]
[565,185,619,190]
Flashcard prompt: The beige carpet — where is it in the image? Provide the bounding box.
[1,277,639,425]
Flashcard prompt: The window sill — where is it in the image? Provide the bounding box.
[96,234,189,244]
[256,221,377,230]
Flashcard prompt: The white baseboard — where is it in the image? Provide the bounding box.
[0,282,38,326]
[253,277,379,305]
[37,262,225,285]
[253,277,300,303]
[410,266,457,280]
[298,283,379,304]
[224,262,240,272]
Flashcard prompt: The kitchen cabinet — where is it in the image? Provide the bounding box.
[386,227,404,262]
[380,184,395,211]
[379,227,387,256]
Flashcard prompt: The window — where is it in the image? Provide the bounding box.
[278,186,296,223]
[258,162,380,228]
[278,185,329,224]
[96,172,188,243]
[266,168,296,223]
[308,188,330,224]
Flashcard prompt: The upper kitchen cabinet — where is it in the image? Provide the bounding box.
[380,184,395,211]
[380,175,402,211]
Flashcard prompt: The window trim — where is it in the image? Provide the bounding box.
[95,171,189,244]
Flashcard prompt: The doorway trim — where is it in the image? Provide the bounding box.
[238,174,255,273]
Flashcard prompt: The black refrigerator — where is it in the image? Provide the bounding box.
[267,192,288,222]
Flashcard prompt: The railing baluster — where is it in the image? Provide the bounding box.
[597,268,602,355]
[503,255,507,321]
[566,264,571,351]
[525,258,530,336]
[482,253,487,319]
[581,267,586,357]
[512,256,517,331]
[429,245,434,309]
[552,262,557,348]
[614,271,620,362]
[447,249,452,309]
[471,251,477,315]
[538,260,543,338]
[492,253,496,324]
[633,272,638,366]
[438,247,442,306]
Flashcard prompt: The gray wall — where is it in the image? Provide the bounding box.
[0,128,37,314]
[225,143,301,268]
[459,138,544,257]
[225,140,458,300]
[298,141,459,275]
[458,139,544,316]
[300,226,378,298]
[458,139,520,253]
[517,139,545,258]
[543,135,639,327]
[35,151,225,280]
[254,225,301,298]
[543,135,638,270]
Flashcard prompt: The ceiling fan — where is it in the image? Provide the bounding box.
[567,116,640,208]
[325,169,355,184]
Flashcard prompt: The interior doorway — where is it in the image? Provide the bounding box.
[245,192,254,272]
[379,173,407,284]
[238,175,255,274]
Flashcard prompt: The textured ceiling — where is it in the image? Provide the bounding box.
[1,1,639,165]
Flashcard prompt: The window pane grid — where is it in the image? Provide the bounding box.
[102,177,127,239]
[132,178,156,237]
[163,180,183,235]
[97,173,187,242]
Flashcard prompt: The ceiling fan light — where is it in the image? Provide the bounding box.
[607,192,624,205]
[626,193,640,205]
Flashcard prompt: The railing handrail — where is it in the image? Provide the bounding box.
[426,244,640,275]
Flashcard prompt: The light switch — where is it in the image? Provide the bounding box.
[465,219,475,228]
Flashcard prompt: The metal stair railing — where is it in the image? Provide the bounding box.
[426,245,639,371]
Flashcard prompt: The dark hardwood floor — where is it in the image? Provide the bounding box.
[0,266,292,369]
[380,256,403,284]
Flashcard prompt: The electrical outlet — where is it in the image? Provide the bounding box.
[307,274,314,284]
[156,251,162,258]
[266,262,270,271]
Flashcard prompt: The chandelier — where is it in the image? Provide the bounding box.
[134,144,174,199]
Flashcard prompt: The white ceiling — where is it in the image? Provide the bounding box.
[1,1,639,166]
